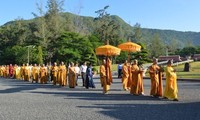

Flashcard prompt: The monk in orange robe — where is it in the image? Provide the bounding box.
[40,64,47,84]
[32,64,39,83]
[59,62,67,86]
[122,60,129,91]
[164,60,179,101]
[15,65,21,80]
[2,65,7,78]
[20,64,25,80]
[51,62,59,85]
[13,64,16,79]
[127,63,132,90]
[24,63,31,81]
[107,58,113,84]
[57,64,61,84]
[9,64,14,78]
[0,65,5,77]
[13,64,19,79]
[100,59,111,94]
[130,59,144,95]
[68,62,76,88]
[6,65,9,78]
[0,65,3,77]
[149,58,163,97]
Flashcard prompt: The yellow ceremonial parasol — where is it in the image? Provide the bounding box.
[95,42,121,84]
[118,39,142,90]
[95,44,121,56]
[118,39,141,62]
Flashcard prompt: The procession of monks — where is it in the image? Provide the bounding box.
[121,58,179,101]
[0,62,76,88]
[0,58,178,101]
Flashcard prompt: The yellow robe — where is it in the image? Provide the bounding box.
[40,67,47,84]
[164,66,178,99]
[15,67,21,80]
[20,65,25,80]
[13,66,16,79]
[127,65,132,89]
[130,64,144,95]
[149,64,161,96]
[6,66,9,78]
[68,67,76,88]
[100,65,110,94]
[57,65,61,84]
[2,66,6,78]
[107,58,113,84]
[122,64,129,90]
[51,66,59,85]
[0,66,3,77]
[59,65,67,86]
[16,66,21,80]
[32,66,39,82]
[24,66,31,81]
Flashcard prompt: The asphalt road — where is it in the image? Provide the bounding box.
[0,77,199,120]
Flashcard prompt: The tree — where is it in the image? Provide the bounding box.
[94,5,120,45]
[32,0,49,49]
[132,43,151,66]
[45,0,64,38]
[168,38,179,55]
[176,46,197,57]
[196,46,200,54]
[53,32,97,64]
[115,51,128,63]
[37,46,43,64]
[82,47,97,65]
[88,34,101,50]
[1,46,27,64]
[0,18,28,47]
[185,39,194,47]
[131,23,143,43]
[45,0,65,61]
[72,0,85,34]
[149,33,165,58]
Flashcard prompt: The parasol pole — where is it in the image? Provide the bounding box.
[128,51,130,63]
[106,56,108,84]
[128,50,131,89]
[105,40,109,84]
[127,38,132,87]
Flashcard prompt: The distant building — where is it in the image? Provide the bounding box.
[192,54,200,61]
[158,55,182,62]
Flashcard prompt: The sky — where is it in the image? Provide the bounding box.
[0,0,199,32]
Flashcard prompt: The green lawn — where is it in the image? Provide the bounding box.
[174,61,200,79]
[93,64,118,73]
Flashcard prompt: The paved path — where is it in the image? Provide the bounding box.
[0,77,199,120]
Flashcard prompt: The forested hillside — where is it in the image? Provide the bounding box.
[0,1,200,65]
[3,12,200,46]
[51,12,200,46]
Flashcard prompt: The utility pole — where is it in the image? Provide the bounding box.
[27,45,35,64]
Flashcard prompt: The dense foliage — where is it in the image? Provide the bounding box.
[0,0,200,65]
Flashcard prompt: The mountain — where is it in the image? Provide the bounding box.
[1,12,200,47]
[60,12,200,46]
[141,28,200,46]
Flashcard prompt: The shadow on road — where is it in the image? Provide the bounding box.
[77,102,200,120]
[29,90,163,102]
[0,78,63,93]
[1,78,200,120]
